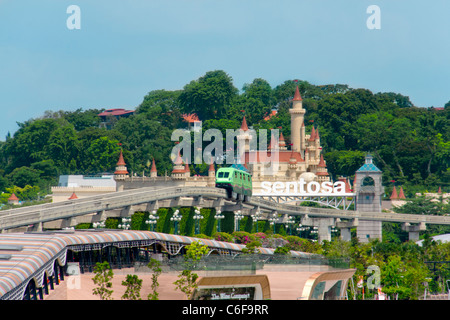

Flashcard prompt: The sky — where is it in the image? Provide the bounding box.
[0,0,449,140]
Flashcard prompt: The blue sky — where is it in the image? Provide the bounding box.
[0,0,449,140]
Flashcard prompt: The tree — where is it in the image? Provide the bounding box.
[83,137,121,174]
[178,70,238,120]
[185,240,209,265]
[147,258,162,300]
[173,269,199,300]
[121,274,143,300]
[92,261,114,300]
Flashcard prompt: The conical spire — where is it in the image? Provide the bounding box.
[293,86,302,101]
[318,154,326,167]
[309,126,316,141]
[390,186,398,200]
[116,149,126,166]
[151,158,157,173]
[398,186,406,199]
[240,116,249,131]
[8,193,19,201]
[68,192,78,200]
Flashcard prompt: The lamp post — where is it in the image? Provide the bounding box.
[214,209,224,232]
[145,210,158,232]
[170,209,182,235]
[310,226,318,241]
[234,210,244,232]
[296,224,308,238]
[193,208,203,235]
[93,221,105,229]
[251,210,261,233]
[119,217,131,230]
[268,213,278,234]
[285,216,295,235]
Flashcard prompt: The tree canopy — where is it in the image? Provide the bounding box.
[0,70,447,205]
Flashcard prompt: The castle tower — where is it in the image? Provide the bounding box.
[316,154,330,183]
[171,152,186,180]
[354,154,384,242]
[150,158,157,178]
[114,150,129,181]
[237,116,253,153]
[289,86,306,152]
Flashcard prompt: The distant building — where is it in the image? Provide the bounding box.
[51,174,116,202]
[7,193,20,205]
[98,108,135,129]
[182,113,202,132]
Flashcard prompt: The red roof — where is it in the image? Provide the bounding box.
[398,186,406,199]
[8,193,19,201]
[293,86,302,101]
[263,110,277,121]
[244,150,304,163]
[116,150,126,166]
[390,186,398,200]
[151,158,157,172]
[182,113,200,123]
[68,192,78,200]
[98,109,134,117]
[240,116,249,131]
[318,154,326,167]
[309,127,316,141]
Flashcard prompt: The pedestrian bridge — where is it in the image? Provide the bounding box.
[0,229,315,300]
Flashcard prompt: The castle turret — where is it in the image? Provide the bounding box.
[150,158,157,178]
[316,154,330,183]
[289,86,306,152]
[171,152,186,180]
[114,150,129,181]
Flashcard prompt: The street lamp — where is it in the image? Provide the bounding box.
[234,210,244,231]
[296,224,309,238]
[251,210,261,233]
[119,217,131,230]
[214,209,224,232]
[285,216,295,235]
[145,210,158,232]
[170,209,182,235]
[193,208,203,235]
[93,221,105,229]
[268,213,278,233]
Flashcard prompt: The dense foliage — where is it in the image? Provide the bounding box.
[0,70,447,206]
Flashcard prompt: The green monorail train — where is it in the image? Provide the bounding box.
[215,167,252,201]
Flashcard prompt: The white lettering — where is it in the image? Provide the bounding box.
[307,181,320,194]
[366,5,381,30]
[66,5,81,30]
[323,181,333,193]
[258,179,353,196]
[261,181,272,194]
[272,181,284,193]
[333,181,346,193]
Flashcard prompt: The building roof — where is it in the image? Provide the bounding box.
[240,116,249,131]
[8,193,19,201]
[182,113,200,123]
[356,155,381,173]
[98,108,134,117]
[390,186,398,200]
[116,150,126,166]
[151,158,157,173]
[0,230,315,299]
[244,150,304,164]
[68,192,78,200]
[293,86,303,101]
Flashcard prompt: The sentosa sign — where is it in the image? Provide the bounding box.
[258,178,354,196]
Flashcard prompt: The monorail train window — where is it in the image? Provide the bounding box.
[218,172,224,178]
[224,172,229,178]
